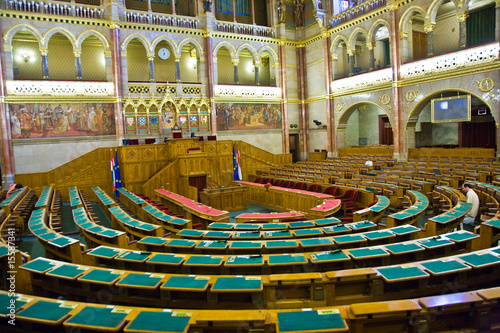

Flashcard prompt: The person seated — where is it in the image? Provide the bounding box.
[6,183,23,198]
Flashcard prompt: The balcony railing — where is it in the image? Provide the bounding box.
[126,82,205,97]
[124,9,199,29]
[331,68,392,93]
[329,0,386,28]
[215,21,275,38]
[6,0,104,19]
[6,80,114,96]
[214,85,281,99]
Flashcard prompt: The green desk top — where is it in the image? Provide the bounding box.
[138,237,168,246]
[0,294,28,316]
[300,238,334,247]
[195,241,228,249]
[168,218,189,226]
[377,265,429,282]
[268,254,307,265]
[21,258,57,273]
[458,252,500,267]
[405,208,423,214]
[225,255,264,266]
[349,247,389,259]
[310,251,350,262]
[16,300,74,323]
[65,306,127,329]
[261,223,288,230]
[313,217,340,226]
[277,309,346,332]
[79,221,94,229]
[147,253,185,265]
[323,225,351,234]
[363,230,395,240]
[293,229,323,237]
[117,273,162,288]
[265,240,299,249]
[229,241,263,249]
[78,269,122,284]
[212,276,262,291]
[162,275,210,291]
[0,246,8,258]
[389,225,420,235]
[99,229,123,237]
[348,221,376,230]
[430,215,454,223]
[384,243,424,255]
[124,310,190,333]
[420,259,470,275]
[123,220,140,227]
[38,232,58,242]
[264,230,292,238]
[184,255,223,266]
[492,248,500,255]
[233,231,262,239]
[484,220,500,228]
[390,211,412,219]
[333,234,366,244]
[48,237,78,247]
[288,221,315,229]
[208,223,235,230]
[417,237,454,248]
[87,246,122,259]
[135,223,158,231]
[445,231,478,242]
[204,231,232,239]
[115,251,151,262]
[446,210,464,217]
[234,223,261,230]
[47,264,87,279]
[177,229,205,238]
[166,239,197,248]
[87,226,105,233]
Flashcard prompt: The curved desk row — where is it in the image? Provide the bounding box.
[207,216,341,231]
[68,186,83,208]
[386,190,430,228]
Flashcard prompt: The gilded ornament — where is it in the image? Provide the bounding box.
[475,78,494,92]
[335,102,345,111]
[379,94,391,105]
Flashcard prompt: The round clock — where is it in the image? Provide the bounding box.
[158,48,170,60]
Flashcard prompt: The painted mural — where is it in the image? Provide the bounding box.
[216,103,282,131]
[8,103,115,139]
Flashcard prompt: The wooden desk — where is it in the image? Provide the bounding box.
[235,212,306,223]
[200,185,248,212]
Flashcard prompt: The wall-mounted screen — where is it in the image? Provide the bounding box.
[431,95,471,123]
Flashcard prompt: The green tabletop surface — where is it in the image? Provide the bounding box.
[162,275,210,291]
[87,246,122,258]
[87,226,105,233]
[310,251,350,262]
[293,229,323,237]
[225,255,264,266]
[323,225,350,233]
[287,221,315,229]
[99,229,123,237]
[38,232,59,242]
[363,230,395,240]
[313,217,340,226]
[446,210,464,217]
[135,223,158,231]
[115,251,151,262]
[300,238,334,247]
[117,273,162,287]
[405,208,422,214]
[417,237,454,248]
[377,265,429,282]
[0,293,28,316]
[147,253,185,265]
[277,310,346,332]
[389,225,420,235]
[234,223,261,230]
[208,223,234,230]
[430,215,454,223]
[195,241,228,249]
[166,239,197,248]
[492,248,500,255]
[333,234,366,244]
[16,300,74,323]
[124,310,190,333]
[264,230,292,238]
[65,306,127,329]
[229,241,263,249]
[268,254,307,265]
[445,231,478,242]
[138,237,168,246]
[348,221,376,230]
[390,211,412,219]
[123,220,140,227]
[79,221,94,229]
[47,264,87,279]
[484,220,500,228]
[48,237,77,247]
[458,252,500,267]
[0,246,8,258]
[349,247,389,259]
[233,231,262,239]
[177,230,205,238]
[261,223,288,230]
[420,259,470,275]
[168,218,189,226]
[78,269,122,284]
[204,231,232,239]
[265,240,299,249]
[212,276,262,291]
[384,243,424,254]
[21,258,57,273]
[184,255,223,266]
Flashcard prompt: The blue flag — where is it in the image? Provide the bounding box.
[114,150,122,196]
[232,144,242,181]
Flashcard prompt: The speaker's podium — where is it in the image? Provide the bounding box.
[200,185,248,212]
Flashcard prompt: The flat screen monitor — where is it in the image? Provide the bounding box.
[431,95,471,123]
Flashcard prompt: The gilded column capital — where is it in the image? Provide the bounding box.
[331,54,338,61]
[40,48,49,56]
[148,54,155,61]
[366,42,375,50]
[424,23,436,33]
[347,49,355,56]
[73,49,82,58]
[457,11,469,22]
[231,59,240,66]
[174,55,181,62]
[400,31,408,40]
[387,1,399,10]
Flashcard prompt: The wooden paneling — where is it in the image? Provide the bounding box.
[338,147,394,157]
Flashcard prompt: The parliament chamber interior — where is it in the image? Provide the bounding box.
[0,0,500,332]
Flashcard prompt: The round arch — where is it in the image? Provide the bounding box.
[121,33,151,53]
[178,38,204,59]
[347,27,369,50]
[151,36,178,55]
[367,19,391,44]
[236,44,258,60]
[427,0,458,23]
[213,42,237,60]
[257,45,278,64]
[3,24,43,46]
[42,27,77,48]
[76,30,110,51]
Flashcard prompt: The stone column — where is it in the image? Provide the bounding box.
[74,49,82,80]
[297,45,308,159]
[171,0,176,14]
[232,58,239,84]
[40,48,49,80]
[424,23,435,57]
[323,33,335,157]
[251,0,255,24]
[254,61,260,85]
[367,42,375,71]
[204,33,217,133]
[271,62,278,86]
[110,24,125,142]
[279,41,289,153]
[400,31,410,63]
[148,54,155,82]
[175,55,181,82]
[458,11,468,49]
[331,54,338,79]
[347,49,355,76]
[232,0,236,21]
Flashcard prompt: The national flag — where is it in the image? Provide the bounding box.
[110,149,116,194]
[113,150,122,196]
[236,144,242,181]
[233,144,242,181]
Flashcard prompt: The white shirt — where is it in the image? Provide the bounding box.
[466,189,480,218]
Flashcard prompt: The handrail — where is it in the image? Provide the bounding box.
[5,0,104,19]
